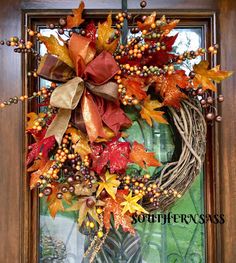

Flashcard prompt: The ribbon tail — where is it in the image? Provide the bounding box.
[86,81,118,101]
[81,91,107,142]
[45,109,72,145]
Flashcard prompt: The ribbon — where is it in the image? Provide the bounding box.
[38,34,120,144]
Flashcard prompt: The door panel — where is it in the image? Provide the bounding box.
[28,13,208,263]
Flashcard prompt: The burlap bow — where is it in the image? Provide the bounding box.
[37,33,120,144]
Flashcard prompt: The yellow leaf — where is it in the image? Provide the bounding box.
[121,192,148,215]
[74,182,97,196]
[193,60,233,91]
[66,197,105,226]
[66,127,91,158]
[27,112,45,130]
[96,14,119,54]
[140,96,168,126]
[95,126,116,143]
[39,35,74,68]
[96,170,120,200]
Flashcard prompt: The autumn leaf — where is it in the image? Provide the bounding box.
[66,127,81,143]
[27,159,44,173]
[137,12,156,31]
[140,96,168,126]
[66,127,91,158]
[96,170,120,200]
[96,14,119,54]
[66,1,85,29]
[48,198,65,218]
[193,60,233,91]
[159,15,179,35]
[129,141,161,169]
[66,197,105,226]
[27,156,48,173]
[47,185,64,218]
[27,112,46,130]
[27,136,56,166]
[94,126,116,143]
[74,182,97,196]
[47,184,72,218]
[39,35,74,68]
[121,76,147,101]
[29,160,54,189]
[85,21,97,43]
[103,190,135,234]
[121,191,148,215]
[151,70,189,108]
[91,137,131,174]
[29,172,41,190]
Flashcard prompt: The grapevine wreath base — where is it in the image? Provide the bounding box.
[154,99,207,211]
[0,1,232,262]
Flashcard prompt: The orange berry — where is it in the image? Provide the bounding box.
[29,30,35,36]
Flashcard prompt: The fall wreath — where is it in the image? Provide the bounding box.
[0,2,233,262]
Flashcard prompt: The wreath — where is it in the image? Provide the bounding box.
[0,1,233,262]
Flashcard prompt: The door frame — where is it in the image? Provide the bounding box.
[21,9,219,263]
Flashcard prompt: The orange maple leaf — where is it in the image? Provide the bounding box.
[66,1,85,29]
[137,12,156,31]
[29,160,53,190]
[129,141,161,169]
[140,96,168,126]
[103,190,135,235]
[121,76,147,101]
[96,14,119,54]
[47,184,72,218]
[193,60,233,91]
[151,70,189,108]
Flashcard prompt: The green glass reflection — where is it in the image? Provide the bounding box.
[38,27,205,263]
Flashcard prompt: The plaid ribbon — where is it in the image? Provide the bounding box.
[37,54,76,83]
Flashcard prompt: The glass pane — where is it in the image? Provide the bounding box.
[38,27,205,263]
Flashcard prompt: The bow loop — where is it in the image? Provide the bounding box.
[39,33,121,145]
[49,77,84,110]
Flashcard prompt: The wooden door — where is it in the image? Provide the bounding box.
[0,1,235,263]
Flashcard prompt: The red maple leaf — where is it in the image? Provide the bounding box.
[85,21,97,43]
[91,137,131,174]
[27,136,56,166]
[104,190,135,234]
